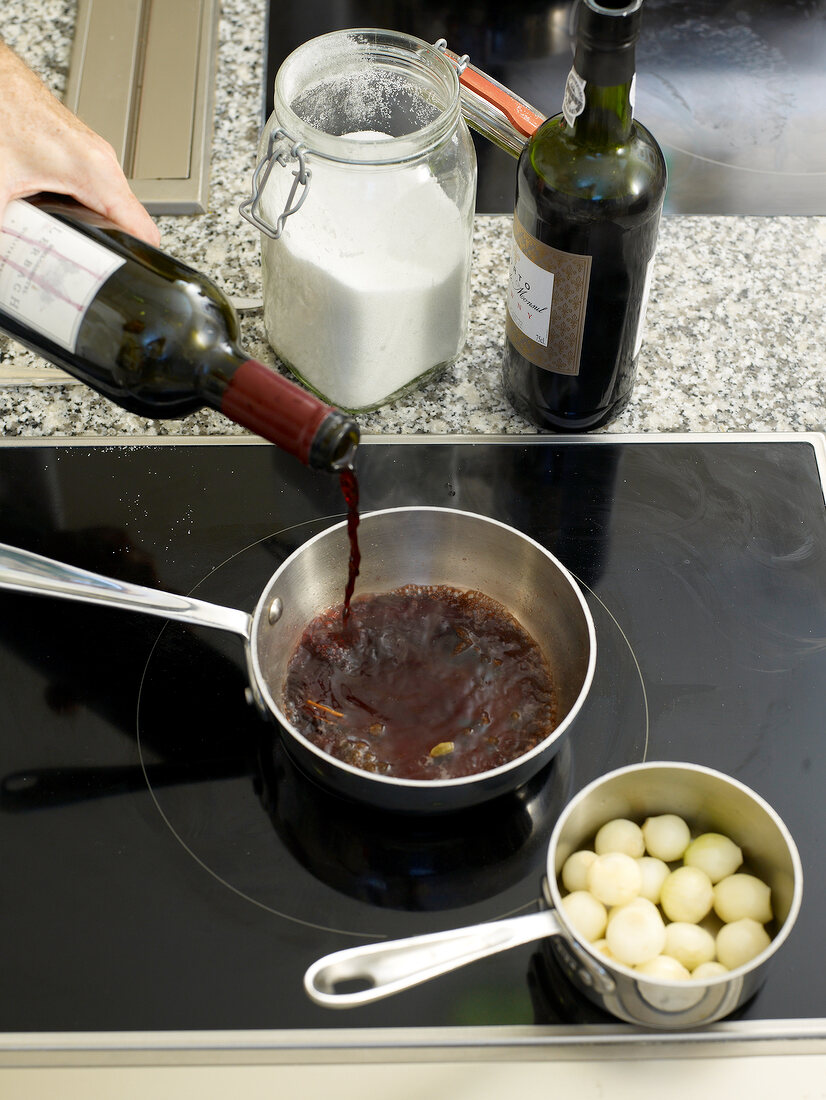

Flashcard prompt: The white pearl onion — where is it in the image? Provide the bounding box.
[594,818,645,858]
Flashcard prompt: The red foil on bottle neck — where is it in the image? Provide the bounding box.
[220,359,330,466]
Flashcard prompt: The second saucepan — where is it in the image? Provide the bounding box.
[304,761,803,1028]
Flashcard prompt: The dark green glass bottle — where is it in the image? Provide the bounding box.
[0,197,358,471]
[503,0,666,432]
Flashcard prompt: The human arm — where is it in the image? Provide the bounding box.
[0,38,160,245]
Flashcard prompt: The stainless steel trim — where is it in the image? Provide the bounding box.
[0,429,823,491]
[1,1018,826,1066]
[0,358,79,386]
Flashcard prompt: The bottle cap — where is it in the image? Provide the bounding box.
[220,359,360,472]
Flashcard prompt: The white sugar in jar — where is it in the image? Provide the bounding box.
[246,30,477,413]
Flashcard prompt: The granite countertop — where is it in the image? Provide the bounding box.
[0,0,824,442]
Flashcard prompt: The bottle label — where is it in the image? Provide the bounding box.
[0,200,125,352]
[506,214,592,376]
[562,68,586,127]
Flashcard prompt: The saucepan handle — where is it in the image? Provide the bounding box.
[304,908,562,1008]
[0,540,252,638]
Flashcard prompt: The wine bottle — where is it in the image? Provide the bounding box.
[0,196,359,471]
[503,0,666,432]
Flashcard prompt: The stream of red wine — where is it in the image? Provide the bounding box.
[338,467,360,619]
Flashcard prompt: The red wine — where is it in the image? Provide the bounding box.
[503,0,666,432]
[283,585,557,781]
[0,196,358,471]
[338,467,361,619]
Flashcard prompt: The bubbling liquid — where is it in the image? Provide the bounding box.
[282,584,557,780]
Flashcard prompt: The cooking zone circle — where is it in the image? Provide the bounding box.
[136,520,648,940]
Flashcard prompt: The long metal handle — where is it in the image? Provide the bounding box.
[304,908,561,1009]
[435,41,546,158]
[0,541,252,638]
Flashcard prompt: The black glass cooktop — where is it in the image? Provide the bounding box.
[264,0,826,215]
[0,436,824,1044]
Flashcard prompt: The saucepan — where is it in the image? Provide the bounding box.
[0,506,595,813]
[305,762,803,1028]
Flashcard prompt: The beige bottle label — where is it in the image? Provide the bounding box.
[506,214,591,376]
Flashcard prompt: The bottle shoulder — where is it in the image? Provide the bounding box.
[530,112,665,159]
[524,114,667,209]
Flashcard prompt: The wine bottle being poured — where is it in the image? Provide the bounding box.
[503,0,667,433]
[0,196,359,472]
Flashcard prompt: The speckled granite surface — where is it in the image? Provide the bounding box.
[0,0,824,441]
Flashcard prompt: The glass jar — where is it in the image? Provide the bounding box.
[243,29,477,413]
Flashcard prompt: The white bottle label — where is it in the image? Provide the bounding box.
[0,200,125,352]
[562,68,586,127]
[508,236,555,347]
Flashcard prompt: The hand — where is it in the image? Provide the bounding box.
[0,39,160,246]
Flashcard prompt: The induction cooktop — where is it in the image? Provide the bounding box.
[0,433,824,1064]
[263,0,826,215]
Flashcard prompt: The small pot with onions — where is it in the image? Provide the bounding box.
[0,507,596,813]
[305,762,803,1029]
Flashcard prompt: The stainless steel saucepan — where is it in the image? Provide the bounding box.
[0,506,596,813]
[305,762,803,1028]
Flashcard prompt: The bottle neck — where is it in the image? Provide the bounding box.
[200,350,359,472]
[563,71,635,146]
[562,0,641,147]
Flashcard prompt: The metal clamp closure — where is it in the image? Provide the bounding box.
[434,38,470,74]
[239,127,312,239]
